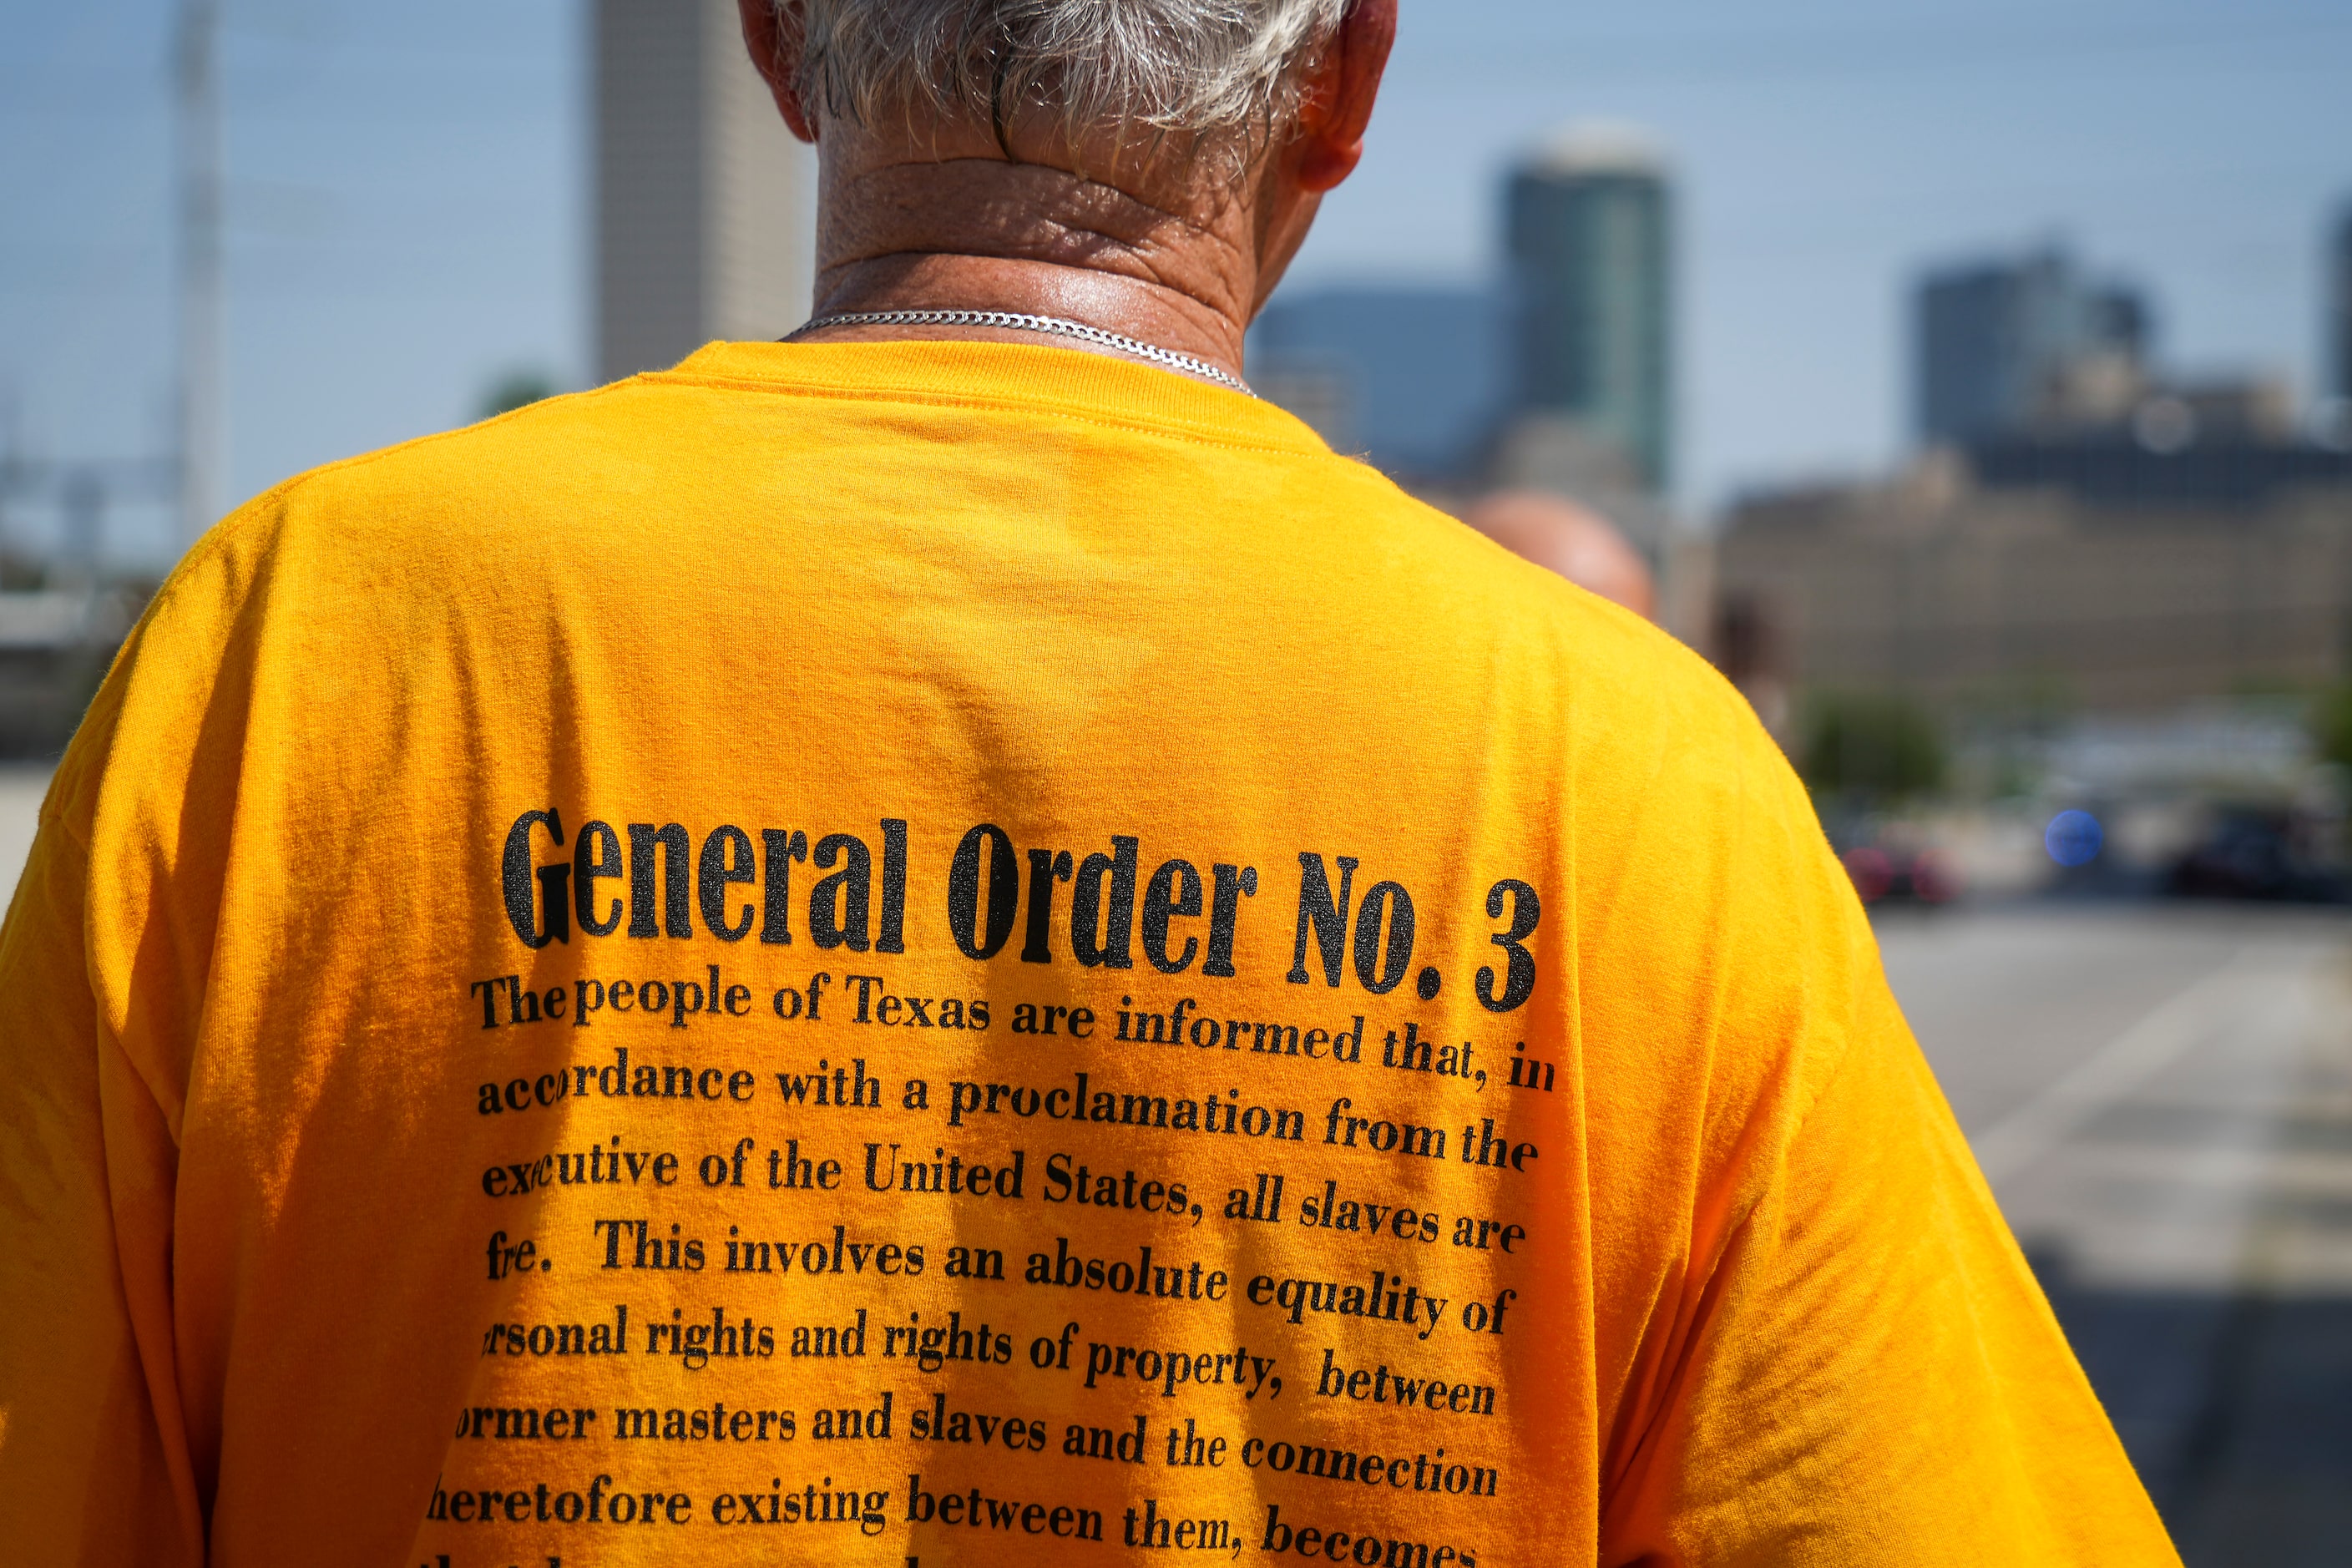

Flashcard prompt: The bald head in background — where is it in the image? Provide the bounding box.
[1464,488,1656,619]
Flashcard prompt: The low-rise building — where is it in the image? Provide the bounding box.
[1717,453,2352,713]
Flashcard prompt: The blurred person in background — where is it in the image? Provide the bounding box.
[0,1,2173,1562]
[1464,489,1656,618]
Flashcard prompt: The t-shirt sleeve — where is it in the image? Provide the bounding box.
[0,797,203,1563]
[1592,719,2177,1564]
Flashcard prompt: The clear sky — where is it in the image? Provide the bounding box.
[2,0,2347,564]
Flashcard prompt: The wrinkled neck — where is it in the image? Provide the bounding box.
[799,140,1271,377]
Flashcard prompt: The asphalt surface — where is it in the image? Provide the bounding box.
[0,778,2340,1558]
[0,766,47,916]
[1879,902,2352,1562]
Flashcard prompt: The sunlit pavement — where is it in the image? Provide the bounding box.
[0,767,49,913]
[0,776,2341,1555]
[1880,903,2352,1563]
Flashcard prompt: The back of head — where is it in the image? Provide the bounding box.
[791,0,1353,154]
[760,0,1393,392]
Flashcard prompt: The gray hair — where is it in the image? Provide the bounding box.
[786,0,1352,148]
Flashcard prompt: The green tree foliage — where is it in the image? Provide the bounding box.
[2314,682,2352,770]
[1801,691,1948,802]
[477,370,558,422]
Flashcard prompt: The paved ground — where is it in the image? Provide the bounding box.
[0,774,2340,1555]
[0,766,49,913]
[1880,903,2352,1562]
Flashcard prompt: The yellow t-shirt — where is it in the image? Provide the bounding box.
[0,341,2172,1565]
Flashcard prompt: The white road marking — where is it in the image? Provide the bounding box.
[1969,951,2283,1186]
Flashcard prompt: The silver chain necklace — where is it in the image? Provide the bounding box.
[787,309,1254,397]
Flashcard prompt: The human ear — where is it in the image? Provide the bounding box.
[738,0,819,144]
[1292,0,1396,193]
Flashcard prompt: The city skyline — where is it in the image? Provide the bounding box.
[1914,245,2149,447]
[2,0,2348,564]
[1505,123,1674,494]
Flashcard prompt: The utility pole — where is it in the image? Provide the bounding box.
[175,0,225,548]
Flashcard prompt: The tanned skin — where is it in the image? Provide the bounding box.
[736,0,1399,385]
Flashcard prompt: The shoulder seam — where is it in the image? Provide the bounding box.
[245,378,650,503]
[638,370,1354,461]
[155,379,652,593]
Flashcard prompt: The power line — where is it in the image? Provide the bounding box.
[1406,15,2352,87]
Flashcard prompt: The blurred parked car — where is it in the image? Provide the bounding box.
[1842,839,1961,906]
[2167,805,2348,903]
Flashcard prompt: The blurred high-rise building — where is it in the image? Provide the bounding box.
[1914,245,2149,444]
[1247,287,1506,480]
[595,0,815,382]
[1504,124,1673,493]
[2331,204,2352,402]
